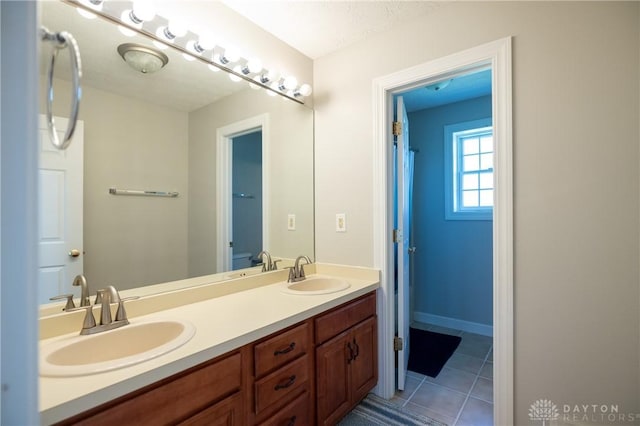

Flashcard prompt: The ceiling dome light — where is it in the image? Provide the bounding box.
[118,43,169,74]
[425,79,452,92]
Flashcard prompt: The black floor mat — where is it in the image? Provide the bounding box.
[407,328,461,378]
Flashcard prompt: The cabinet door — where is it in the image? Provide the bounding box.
[178,392,243,426]
[350,317,378,404]
[316,331,351,426]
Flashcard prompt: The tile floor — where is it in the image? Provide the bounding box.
[392,322,494,426]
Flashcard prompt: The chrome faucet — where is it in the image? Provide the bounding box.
[288,255,312,283]
[257,250,277,272]
[72,274,90,307]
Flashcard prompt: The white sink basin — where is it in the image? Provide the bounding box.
[40,319,196,377]
[283,276,350,295]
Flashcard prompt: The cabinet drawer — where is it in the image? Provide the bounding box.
[254,354,308,415]
[315,292,376,344]
[60,351,243,426]
[258,391,309,426]
[255,322,309,377]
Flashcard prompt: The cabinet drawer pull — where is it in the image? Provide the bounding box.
[287,415,297,426]
[274,342,296,356]
[353,338,360,361]
[274,375,297,390]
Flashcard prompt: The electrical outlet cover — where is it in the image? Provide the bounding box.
[336,213,346,232]
[288,214,296,230]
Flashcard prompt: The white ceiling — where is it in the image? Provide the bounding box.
[222,1,492,108]
[220,0,442,59]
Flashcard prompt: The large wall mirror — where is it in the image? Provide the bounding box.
[38,0,314,313]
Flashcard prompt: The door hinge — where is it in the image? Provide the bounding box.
[392,229,402,243]
[392,121,402,136]
[394,336,403,351]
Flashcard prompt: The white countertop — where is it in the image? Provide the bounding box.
[39,263,380,425]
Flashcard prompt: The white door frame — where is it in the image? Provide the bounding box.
[216,114,270,272]
[372,37,513,424]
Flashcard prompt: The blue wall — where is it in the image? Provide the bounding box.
[232,131,262,260]
[409,95,493,326]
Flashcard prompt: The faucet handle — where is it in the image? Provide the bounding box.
[68,304,97,334]
[272,259,282,270]
[286,266,296,283]
[49,294,76,311]
[115,296,139,322]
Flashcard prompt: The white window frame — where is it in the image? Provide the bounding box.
[444,118,493,221]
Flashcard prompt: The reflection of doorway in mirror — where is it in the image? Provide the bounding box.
[38,115,84,304]
[231,131,263,270]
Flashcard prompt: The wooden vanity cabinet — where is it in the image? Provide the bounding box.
[55,291,377,426]
[56,349,248,426]
[315,292,378,426]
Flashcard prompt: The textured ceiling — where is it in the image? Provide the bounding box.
[220,1,441,59]
[400,69,493,112]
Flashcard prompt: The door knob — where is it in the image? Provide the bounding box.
[68,249,81,258]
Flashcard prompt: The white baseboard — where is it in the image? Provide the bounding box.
[413,311,493,337]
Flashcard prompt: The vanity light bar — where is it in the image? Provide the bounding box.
[64,0,312,103]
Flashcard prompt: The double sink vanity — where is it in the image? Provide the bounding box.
[39,263,380,425]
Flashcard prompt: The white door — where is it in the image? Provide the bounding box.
[396,96,411,390]
[38,115,84,304]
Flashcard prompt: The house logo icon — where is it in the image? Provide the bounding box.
[529,399,559,425]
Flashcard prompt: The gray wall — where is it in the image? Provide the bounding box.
[313,2,639,422]
[188,89,314,277]
[410,95,493,326]
[41,78,189,291]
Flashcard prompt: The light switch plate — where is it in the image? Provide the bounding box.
[287,214,296,230]
[336,213,346,232]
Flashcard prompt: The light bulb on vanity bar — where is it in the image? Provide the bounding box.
[76,0,103,19]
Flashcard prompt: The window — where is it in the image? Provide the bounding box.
[444,118,493,220]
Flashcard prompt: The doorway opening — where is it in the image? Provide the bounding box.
[372,37,513,424]
[216,114,270,273]
[392,68,495,425]
[231,130,263,270]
